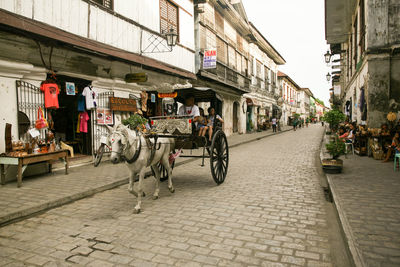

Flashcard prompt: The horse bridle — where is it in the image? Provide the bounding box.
[110,131,142,163]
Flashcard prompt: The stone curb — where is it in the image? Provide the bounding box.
[319,130,366,267]
[0,128,293,227]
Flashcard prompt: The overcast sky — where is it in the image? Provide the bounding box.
[242,0,331,106]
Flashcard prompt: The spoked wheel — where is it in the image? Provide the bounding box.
[210,130,229,185]
[93,144,105,167]
[151,161,175,182]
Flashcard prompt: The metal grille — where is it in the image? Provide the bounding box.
[92,91,114,154]
[16,81,47,140]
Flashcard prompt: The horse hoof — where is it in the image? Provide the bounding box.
[133,208,141,214]
[169,187,175,193]
[152,195,159,200]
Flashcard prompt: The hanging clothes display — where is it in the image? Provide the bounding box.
[82,86,97,110]
[359,88,368,121]
[76,114,81,133]
[77,93,85,112]
[40,82,60,109]
[79,111,89,133]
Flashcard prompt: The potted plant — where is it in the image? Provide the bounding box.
[322,135,346,174]
[322,109,346,132]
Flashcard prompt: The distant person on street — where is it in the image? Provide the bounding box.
[272,117,277,133]
[293,117,298,131]
[306,118,309,127]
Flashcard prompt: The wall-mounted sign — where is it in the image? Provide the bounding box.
[158,92,177,98]
[151,94,156,103]
[125,73,148,83]
[203,48,217,69]
[96,108,114,125]
[109,97,137,112]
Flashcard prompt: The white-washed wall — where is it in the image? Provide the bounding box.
[0,0,195,73]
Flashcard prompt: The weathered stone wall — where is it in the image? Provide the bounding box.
[367,55,391,127]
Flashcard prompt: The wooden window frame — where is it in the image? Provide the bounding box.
[92,0,113,10]
[160,0,180,43]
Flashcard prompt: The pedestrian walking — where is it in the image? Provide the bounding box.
[293,117,298,131]
[306,117,310,127]
[272,117,277,133]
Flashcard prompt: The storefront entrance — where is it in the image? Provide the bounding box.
[49,75,92,157]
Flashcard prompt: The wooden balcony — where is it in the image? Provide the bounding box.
[198,54,251,93]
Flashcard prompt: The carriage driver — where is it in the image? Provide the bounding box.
[178,93,200,123]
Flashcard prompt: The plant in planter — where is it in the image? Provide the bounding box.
[322,109,346,132]
[322,135,346,174]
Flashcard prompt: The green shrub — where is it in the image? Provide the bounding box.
[322,110,346,131]
[122,114,148,130]
[325,135,346,159]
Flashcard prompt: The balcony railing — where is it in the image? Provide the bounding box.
[199,54,251,92]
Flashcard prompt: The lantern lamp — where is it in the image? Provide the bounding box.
[324,50,332,64]
[166,28,178,47]
[326,72,331,81]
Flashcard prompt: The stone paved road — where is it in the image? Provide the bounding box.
[0,125,345,266]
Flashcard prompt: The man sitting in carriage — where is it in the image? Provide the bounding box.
[178,93,200,122]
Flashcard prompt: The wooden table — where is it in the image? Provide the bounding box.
[0,150,69,187]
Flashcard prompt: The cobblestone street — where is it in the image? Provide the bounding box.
[0,125,344,266]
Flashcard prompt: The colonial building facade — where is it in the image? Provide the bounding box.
[325,0,400,126]
[0,0,196,155]
[277,71,302,125]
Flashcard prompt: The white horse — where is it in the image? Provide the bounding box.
[107,124,175,213]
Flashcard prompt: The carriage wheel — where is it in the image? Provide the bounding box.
[151,161,175,182]
[210,130,229,185]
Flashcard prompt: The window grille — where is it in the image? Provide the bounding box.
[16,81,46,140]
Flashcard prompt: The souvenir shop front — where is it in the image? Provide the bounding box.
[13,74,142,161]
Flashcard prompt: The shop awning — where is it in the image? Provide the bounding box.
[246,98,260,106]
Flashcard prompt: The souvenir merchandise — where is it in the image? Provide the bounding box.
[82,86,97,110]
[77,93,85,112]
[79,111,90,133]
[35,107,48,130]
[40,83,60,109]
[66,82,76,96]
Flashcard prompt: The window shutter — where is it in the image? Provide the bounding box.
[160,0,179,39]
[217,37,227,64]
[215,11,224,36]
[228,46,236,69]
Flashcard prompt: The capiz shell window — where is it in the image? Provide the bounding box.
[160,0,179,41]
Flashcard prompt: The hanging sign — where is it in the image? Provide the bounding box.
[203,48,217,69]
[158,92,177,98]
[109,97,137,112]
[151,94,156,103]
[125,73,148,83]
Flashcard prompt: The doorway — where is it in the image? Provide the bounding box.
[233,101,239,133]
[48,75,92,158]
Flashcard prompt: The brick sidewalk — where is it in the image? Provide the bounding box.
[0,126,292,226]
[321,134,400,266]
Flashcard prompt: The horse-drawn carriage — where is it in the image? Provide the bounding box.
[104,87,229,213]
[149,87,229,185]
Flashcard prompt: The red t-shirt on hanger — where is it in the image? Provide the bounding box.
[40,83,60,109]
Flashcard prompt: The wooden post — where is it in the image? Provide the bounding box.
[0,164,5,185]
[65,154,69,175]
[17,159,22,187]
